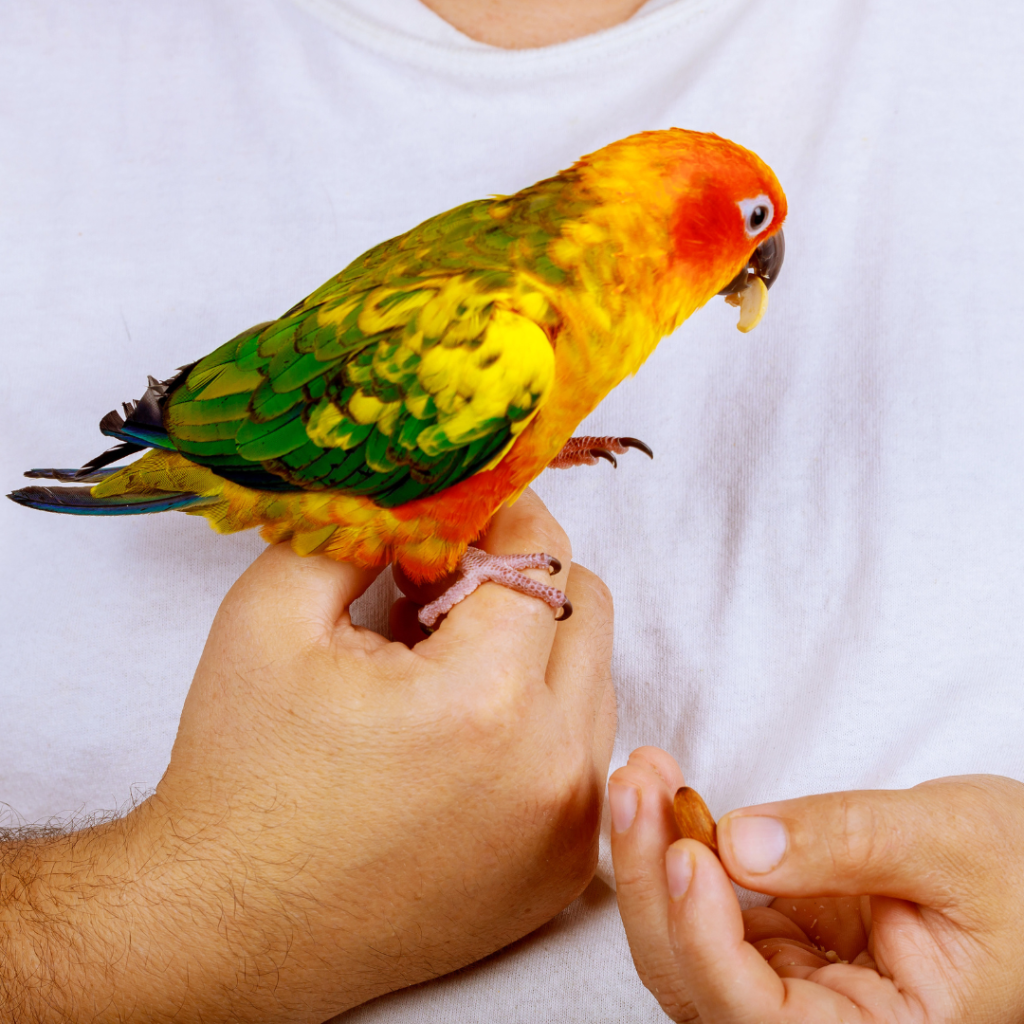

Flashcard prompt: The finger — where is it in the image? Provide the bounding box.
[544,563,613,713]
[666,841,874,1023]
[665,840,788,1018]
[743,906,812,946]
[628,746,686,797]
[743,907,841,977]
[544,564,617,784]
[218,542,383,647]
[753,937,831,970]
[717,776,1024,916]
[417,489,572,680]
[609,749,693,1017]
[594,669,617,789]
[769,897,869,964]
[390,596,429,649]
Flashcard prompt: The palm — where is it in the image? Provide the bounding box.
[744,897,871,975]
[741,894,969,1021]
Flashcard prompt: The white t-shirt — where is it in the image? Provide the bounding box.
[2,1,1022,1020]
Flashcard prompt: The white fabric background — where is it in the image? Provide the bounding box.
[2,0,1023,1020]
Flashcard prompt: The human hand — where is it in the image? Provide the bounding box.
[609,747,1024,1024]
[1,490,615,1023]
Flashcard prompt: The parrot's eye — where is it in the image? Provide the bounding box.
[737,195,774,238]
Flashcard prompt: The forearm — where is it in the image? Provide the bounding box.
[0,802,255,1023]
[0,815,150,1021]
[0,796,440,1022]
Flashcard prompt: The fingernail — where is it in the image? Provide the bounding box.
[665,844,693,900]
[608,784,638,833]
[725,815,788,874]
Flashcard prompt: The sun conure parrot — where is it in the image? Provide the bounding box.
[9,129,786,627]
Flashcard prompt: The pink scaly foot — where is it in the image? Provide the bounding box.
[547,435,654,470]
[418,546,572,630]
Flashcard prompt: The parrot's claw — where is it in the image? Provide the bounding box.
[548,435,654,470]
[618,436,654,459]
[417,546,571,630]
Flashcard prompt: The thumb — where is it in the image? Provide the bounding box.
[221,542,383,646]
[717,776,1024,915]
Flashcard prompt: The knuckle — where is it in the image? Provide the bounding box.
[569,565,614,621]
[482,490,571,562]
[453,669,533,738]
[526,508,572,560]
[608,764,641,789]
[563,834,600,895]
[920,776,1024,893]
[634,966,699,1024]
[950,775,1024,834]
[627,746,681,788]
[614,853,667,895]
[659,997,700,1024]
[530,753,602,875]
[534,741,595,812]
[533,519,572,564]
[825,793,891,873]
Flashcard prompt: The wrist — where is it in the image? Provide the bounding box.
[123,788,381,1020]
[1,806,152,1019]
[0,798,236,1022]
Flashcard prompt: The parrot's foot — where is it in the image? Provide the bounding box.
[418,546,571,630]
[547,435,653,470]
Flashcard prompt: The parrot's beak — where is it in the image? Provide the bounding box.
[750,229,785,290]
[718,230,785,295]
[718,229,786,333]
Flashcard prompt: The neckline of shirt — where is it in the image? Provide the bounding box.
[287,0,722,78]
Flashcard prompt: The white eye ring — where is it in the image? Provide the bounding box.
[738,195,774,238]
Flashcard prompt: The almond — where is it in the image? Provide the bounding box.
[673,786,719,854]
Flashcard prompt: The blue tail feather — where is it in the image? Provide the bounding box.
[7,485,214,516]
[98,416,175,451]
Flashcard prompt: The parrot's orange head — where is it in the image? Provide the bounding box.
[579,128,788,332]
[662,130,786,300]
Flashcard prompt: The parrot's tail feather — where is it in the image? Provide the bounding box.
[72,439,147,476]
[73,368,193,479]
[6,485,215,516]
[98,410,174,450]
[23,467,123,483]
[100,370,189,441]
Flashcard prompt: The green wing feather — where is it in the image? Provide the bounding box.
[162,190,583,507]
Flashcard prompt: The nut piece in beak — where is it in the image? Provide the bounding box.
[718,228,784,333]
[725,274,769,333]
[673,786,719,854]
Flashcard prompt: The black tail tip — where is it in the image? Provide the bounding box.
[7,485,96,512]
[23,467,122,483]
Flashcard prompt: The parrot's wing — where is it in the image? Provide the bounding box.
[164,271,557,507]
